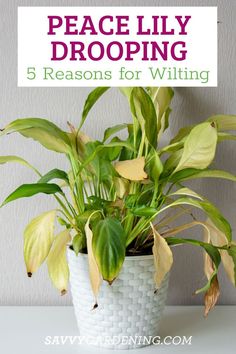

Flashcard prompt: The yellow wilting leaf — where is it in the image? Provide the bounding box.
[204,276,220,317]
[203,223,220,316]
[24,210,56,276]
[85,218,102,301]
[203,222,214,279]
[205,218,235,286]
[114,177,129,198]
[114,157,148,181]
[151,223,173,287]
[174,122,217,173]
[47,229,71,295]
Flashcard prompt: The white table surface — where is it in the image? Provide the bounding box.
[0,306,235,354]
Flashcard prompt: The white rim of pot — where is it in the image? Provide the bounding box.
[67,247,154,260]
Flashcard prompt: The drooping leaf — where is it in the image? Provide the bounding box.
[24,210,56,275]
[170,187,204,200]
[130,87,158,147]
[204,218,235,285]
[166,237,221,267]
[38,169,69,185]
[79,87,110,130]
[165,236,221,294]
[174,122,217,173]
[115,157,148,181]
[0,118,71,153]
[92,217,126,283]
[47,229,71,295]
[170,168,236,184]
[217,132,236,142]
[204,276,220,317]
[203,223,214,280]
[203,224,220,316]
[1,183,63,206]
[85,217,102,299]
[161,197,232,242]
[227,246,236,286]
[151,223,173,287]
[0,155,41,176]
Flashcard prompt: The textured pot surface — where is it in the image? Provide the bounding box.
[67,249,169,350]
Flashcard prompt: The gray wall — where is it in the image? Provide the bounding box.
[0,0,236,306]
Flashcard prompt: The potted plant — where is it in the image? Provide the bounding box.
[1,87,236,349]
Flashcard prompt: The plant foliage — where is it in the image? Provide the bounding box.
[1,87,236,315]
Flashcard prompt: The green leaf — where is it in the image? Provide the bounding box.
[102,137,123,161]
[166,237,221,266]
[84,141,117,185]
[158,141,184,155]
[79,87,110,130]
[38,169,69,184]
[170,168,236,184]
[208,115,236,131]
[103,124,128,142]
[57,217,70,229]
[0,155,41,176]
[162,149,183,176]
[47,229,71,295]
[72,234,86,256]
[92,217,126,283]
[131,205,157,217]
[145,147,163,182]
[77,140,135,178]
[1,183,63,206]
[227,246,236,286]
[170,187,204,200]
[167,197,232,242]
[203,219,235,286]
[0,118,71,153]
[131,87,158,147]
[170,126,193,144]
[76,210,102,229]
[218,132,236,142]
[24,210,56,275]
[174,122,217,173]
[165,236,221,293]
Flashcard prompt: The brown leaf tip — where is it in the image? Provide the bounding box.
[210,122,216,128]
[27,272,32,278]
[92,303,98,310]
[61,289,67,296]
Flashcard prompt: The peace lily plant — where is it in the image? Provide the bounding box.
[1,87,236,317]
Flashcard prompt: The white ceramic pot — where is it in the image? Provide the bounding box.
[67,248,169,350]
